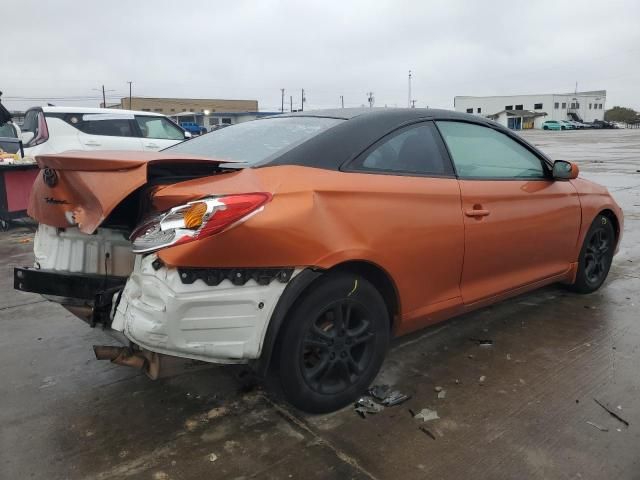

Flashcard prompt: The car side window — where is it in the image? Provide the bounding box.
[135,116,184,140]
[351,123,453,176]
[69,114,136,137]
[436,121,545,179]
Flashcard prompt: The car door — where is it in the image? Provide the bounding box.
[344,121,465,332]
[75,113,143,151]
[435,121,581,305]
[134,115,186,151]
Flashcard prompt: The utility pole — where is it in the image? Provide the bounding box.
[301,89,305,112]
[290,96,293,112]
[408,70,412,108]
[340,95,344,108]
[367,92,375,108]
[93,85,115,108]
[281,89,285,113]
[127,81,133,109]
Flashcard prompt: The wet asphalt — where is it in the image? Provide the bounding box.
[1,128,639,479]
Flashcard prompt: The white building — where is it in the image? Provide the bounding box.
[454,90,606,129]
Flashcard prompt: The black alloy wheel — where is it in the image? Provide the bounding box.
[278,272,389,413]
[570,214,615,293]
[301,299,375,395]
[584,228,611,285]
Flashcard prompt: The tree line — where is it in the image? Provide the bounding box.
[604,106,639,124]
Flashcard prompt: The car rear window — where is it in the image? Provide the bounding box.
[164,117,344,166]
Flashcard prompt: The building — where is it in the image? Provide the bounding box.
[109,96,259,115]
[454,90,606,129]
[169,110,281,131]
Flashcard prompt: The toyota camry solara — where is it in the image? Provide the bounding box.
[16,108,623,413]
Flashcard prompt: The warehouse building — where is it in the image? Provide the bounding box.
[109,96,259,115]
[454,90,606,129]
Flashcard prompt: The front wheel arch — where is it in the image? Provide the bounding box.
[599,209,621,245]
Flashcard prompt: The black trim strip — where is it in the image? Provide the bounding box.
[14,267,127,300]
[177,267,295,286]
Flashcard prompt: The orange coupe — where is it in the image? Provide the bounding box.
[16,109,623,412]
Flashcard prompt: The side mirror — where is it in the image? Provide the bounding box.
[184,131,192,139]
[553,160,579,180]
[20,131,34,145]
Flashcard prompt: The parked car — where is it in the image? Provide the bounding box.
[180,121,207,136]
[20,107,189,159]
[559,120,574,130]
[0,120,21,138]
[591,119,616,129]
[17,108,623,413]
[542,120,562,130]
[568,120,585,129]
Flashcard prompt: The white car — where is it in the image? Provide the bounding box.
[20,106,190,159]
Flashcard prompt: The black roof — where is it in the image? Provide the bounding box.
[265,108,524,170]
[275,107,494,123]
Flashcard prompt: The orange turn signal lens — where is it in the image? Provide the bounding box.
[183,202,207,229]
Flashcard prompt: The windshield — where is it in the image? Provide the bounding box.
[164,116,343,166]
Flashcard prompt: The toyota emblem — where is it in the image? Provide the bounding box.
[42,168,58,188]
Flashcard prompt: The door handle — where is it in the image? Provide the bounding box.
[465,208,490,217]
[84,141,100,146]
[145,143,159,148]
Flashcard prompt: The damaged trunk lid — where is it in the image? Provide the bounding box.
[29,151,234,233]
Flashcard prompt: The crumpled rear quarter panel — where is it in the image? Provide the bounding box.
[157,165,466,325]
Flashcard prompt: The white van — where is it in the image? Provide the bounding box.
[21,107,190,159]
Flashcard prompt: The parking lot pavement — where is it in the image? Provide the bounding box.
[1,129,639,480]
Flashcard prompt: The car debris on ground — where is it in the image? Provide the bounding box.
[594,398,630,427]
[354,385,410,417]
[586,421,609,432]
[412,408,440,422]
[469,338,494,346]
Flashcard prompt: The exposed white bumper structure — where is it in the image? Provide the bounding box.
[112,255,299,364]
[34,224,134,276]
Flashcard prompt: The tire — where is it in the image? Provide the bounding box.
[569,214,615,293]
[543,126,549,130]
[561,126,566,130]
[277,272,390,413]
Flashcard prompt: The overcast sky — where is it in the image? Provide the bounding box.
[3,0,639,112]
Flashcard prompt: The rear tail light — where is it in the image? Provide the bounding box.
[130,192,272,254]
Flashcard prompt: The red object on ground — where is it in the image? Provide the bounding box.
[0,164,39,222]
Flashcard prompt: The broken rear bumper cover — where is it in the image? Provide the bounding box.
[112,255,299,363]
[15,254,301,365]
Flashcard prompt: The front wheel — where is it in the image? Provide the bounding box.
[277,272,390,413]
[569,214,615,293]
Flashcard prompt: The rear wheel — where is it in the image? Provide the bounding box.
[277,272,390,413]
[569,214,615,293]
[543,126,549,130]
